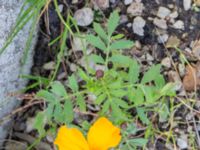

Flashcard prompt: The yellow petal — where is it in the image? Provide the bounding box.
[54,126,90,150]
[87,117,121,150]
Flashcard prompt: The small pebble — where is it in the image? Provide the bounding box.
[168,71,182,91]
[72,0,78,4]
[124,0,133,5]
[161,57,171,68]
[46,134,54,143]
[43,61,55,70]
[94,0,109,9]
[74,8,94,26]
[135,40,142,49]
[72,36,87,51]
[169,11,178,19]
[127,0,144,16]
[26,117,35,133]
[177,138,188,149]
[183,0,192,11]
[158,34,169,43]
[157,6,171,19]
[132,16,146,36]
[172,20,184,30]
[178,63,186,77]
[185,112,193,120]
[127,22,132,28]
[70,63,77,72]
[5,142,28,150]
[58,4,64,13]
[153,18,168,29]
[146,53,154,61]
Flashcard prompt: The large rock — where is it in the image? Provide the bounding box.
[0,0,37,144]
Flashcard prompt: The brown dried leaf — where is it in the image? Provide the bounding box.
[183,62,200,91]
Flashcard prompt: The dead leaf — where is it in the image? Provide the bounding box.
[183,62,200,91]
[166,36,180,48]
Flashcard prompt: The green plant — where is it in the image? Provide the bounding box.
[33,11,176,149]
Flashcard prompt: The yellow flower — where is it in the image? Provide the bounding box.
[54,117,121,150]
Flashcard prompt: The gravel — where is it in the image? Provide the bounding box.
[74,8,94,26]
[157,6,171,19]
[124,0,133,5]
[127,0,144,16]
[157,34,169,43]
[72,36,87,51]
[94,0,109,9]
[132,16,146,36]
[172,20,185,30]
[153,18,168,29]
[161,57,171,68]
[177,138,188,149]
[183,0,192,11]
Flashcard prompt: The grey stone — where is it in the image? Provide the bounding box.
[178,63,186,77]
[161,57,171,68]
[172,20,184,30]
[158,34,169,43]
[177,138,188,149]
[72,36,87,51]
[43,61,55,70]
[127,0,144,16]
[5,141,28,150]
[153,18,168,29]
[168,71,182,91]
[0,0,36,143]
[14,132,53,150]
[169,11,178,19]
[124,0,133,5]
[72,0,78,4]
[93,0,109,9]
[183,0,192,11]
[157,6,171,19]
[132,16,146,36]
[74,8,94,26]
[25,117,36,133]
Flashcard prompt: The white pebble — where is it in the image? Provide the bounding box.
[173,20,184,30]
[127,1,144,16]
[177,138,188,149]
[169,11,178,19]
[161,57,171,68]
[157,6,171,19]
[158,34,169,43]
[153,18,168,29]
[74,8,94,26]
[183,0,192,11]
[132,16,146,36]
[124,0,133,5]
